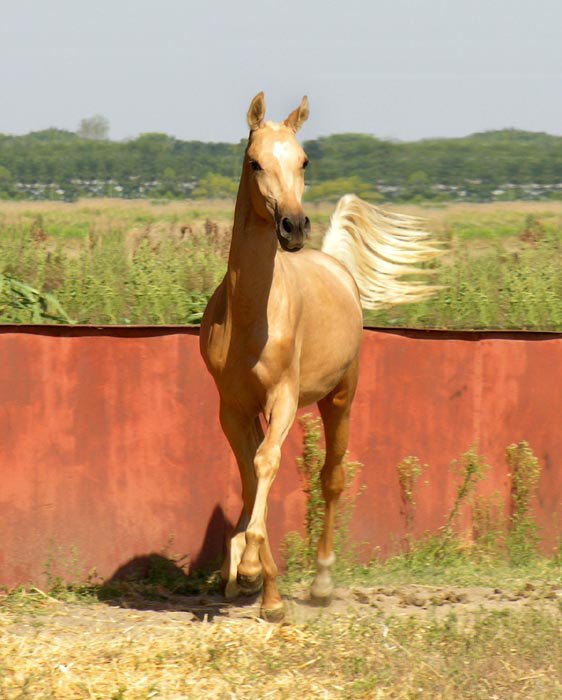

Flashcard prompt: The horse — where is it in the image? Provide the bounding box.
[200,92,441,621]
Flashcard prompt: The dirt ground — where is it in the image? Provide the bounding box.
[6,581,561,634]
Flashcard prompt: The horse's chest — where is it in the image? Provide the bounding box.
[211,331,294,399]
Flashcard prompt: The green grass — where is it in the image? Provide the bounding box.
[339,536,562,591]
[364,235,562,330]
[2,200,562,329]
[441,206,562,241]
[0,201,230,324]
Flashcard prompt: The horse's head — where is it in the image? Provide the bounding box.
[245,92,311,252]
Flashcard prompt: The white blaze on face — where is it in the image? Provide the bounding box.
[272,140,298,193]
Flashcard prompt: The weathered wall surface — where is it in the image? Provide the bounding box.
[1,326,561,587]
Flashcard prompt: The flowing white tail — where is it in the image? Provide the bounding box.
[322,194,443,308]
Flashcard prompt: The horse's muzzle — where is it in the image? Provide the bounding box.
[276,214,310,252]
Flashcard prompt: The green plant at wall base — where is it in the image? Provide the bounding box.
[446,446,488,531]
[42,543,89,597]
[332,457,364,577]
[397,456,426,526]
[283,414,364,579]
[292,414,325,571]
[471,491,507,552]
[506,441,541,564]
[387,447,489,571]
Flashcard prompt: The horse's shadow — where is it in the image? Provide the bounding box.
[97,567,261,622]
[97,504,259,622]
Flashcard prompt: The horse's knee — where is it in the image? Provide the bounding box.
[254,444,281,480]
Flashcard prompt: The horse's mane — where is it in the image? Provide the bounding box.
[321,194,444,308]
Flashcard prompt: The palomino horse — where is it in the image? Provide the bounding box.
[200,93,440,620]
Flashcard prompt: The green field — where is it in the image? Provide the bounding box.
[1,199,562,329]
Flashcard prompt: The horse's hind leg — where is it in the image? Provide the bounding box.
[311,356,359,602]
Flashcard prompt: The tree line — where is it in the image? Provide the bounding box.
[0,127,561,202]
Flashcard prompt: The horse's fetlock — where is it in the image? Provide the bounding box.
[321,473,345,499]
[322,483,345,501]
[317,552,336,569]
[321,461,346,490]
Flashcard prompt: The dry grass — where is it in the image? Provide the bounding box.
[0,198,237,219]
[395,200,562,217]
[1,587,561,699]
[1,196,561,233]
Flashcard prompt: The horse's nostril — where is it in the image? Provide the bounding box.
[304,216,311,233]
[282,217,293,234]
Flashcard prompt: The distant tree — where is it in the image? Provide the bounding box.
[192,173,238,199]
[1,126,562,202]
[0,165,13,197]
[77,115,110,141]
[406,170,430,197]
[0,165,13,186]
[27,129,77,142]
[305,176,382,203]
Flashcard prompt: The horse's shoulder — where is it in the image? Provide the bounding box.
[294,249,359,299]
[296,248,349,274]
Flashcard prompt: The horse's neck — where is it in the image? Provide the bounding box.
[225,167,278,326]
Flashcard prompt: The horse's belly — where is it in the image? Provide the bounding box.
[298,371,348,407]
[297,309,362,406]
[293,252,363,400]
[297,327,362,407]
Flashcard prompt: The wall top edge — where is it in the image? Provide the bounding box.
[0,324,561,341]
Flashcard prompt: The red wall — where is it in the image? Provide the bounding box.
[1,326,561,588]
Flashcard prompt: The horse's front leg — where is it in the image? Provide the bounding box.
[219,407,261,599]
[238,384,297,621]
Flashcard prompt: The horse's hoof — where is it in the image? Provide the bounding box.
[237,572,263,595]
[222,579,241,600]
[310,593,332,607]
[261,603,285,623]
[310,576,334,605]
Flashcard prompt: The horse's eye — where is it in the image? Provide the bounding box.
[250,160,262,171]
[303,159,310,169]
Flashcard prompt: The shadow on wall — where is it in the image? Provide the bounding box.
[104,504,229,588]
[95,504,254,622]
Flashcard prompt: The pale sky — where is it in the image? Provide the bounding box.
[1,0,561,142]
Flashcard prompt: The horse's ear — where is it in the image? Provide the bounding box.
[247,91,266,131]
[284,96,309,133]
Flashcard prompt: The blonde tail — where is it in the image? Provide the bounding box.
[321,194,444,308]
